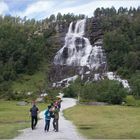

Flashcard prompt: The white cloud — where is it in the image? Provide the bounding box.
[14,1,54,19]
[12,0,140,20]
[54,0,140,17]
[0,1,9,15]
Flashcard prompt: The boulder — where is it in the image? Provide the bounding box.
[16,101,27,106]
[36,97,44,103]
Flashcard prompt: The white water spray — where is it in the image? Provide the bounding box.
[54,19,106,69]
[53,19,130,89]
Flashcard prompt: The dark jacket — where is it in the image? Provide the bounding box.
[54,108,59,119]
[30,105,39,117]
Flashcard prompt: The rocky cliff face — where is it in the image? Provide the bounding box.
[47,22,69,54]
[48,18,106,87]
[48,18,130,90]
[85,18,103,45]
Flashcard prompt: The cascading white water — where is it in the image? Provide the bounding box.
[53,19,130,90]
[54,19,106,70]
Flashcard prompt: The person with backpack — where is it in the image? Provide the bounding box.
[30,103,39,130]
[44,105,52,132]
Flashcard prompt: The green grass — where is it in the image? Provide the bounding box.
[12,62,49,93]
[64,105,140,139]
[0,100,47,139]
[12,71,45,92]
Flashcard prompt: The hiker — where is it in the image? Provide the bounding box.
[54,98,62,109]
[44,105,52,132]
[52,106,60,132]
[49,103,55,118]
[57,98,62,109]
[54,100,58,107]
[30,102,39,130]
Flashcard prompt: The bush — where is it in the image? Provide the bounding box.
[63,78,81,98]
[63,86,77,98]
[81,80,128,104]
[125,95,136,106]
[63,79,128,104]
[130,73,140,98]
[96,80,128,104]
[124,95,140,106]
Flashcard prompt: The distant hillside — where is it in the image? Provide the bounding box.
[0,7,140,100]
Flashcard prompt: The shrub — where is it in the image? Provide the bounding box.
[64,79,128,104]
[63,86,77,98]
[125,95,136,106]
[130,73,140,98]
[81,80,128,104]
[96,80,128,104]
[63,77,81,98]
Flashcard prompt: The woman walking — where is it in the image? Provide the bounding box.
[44,105,51,132]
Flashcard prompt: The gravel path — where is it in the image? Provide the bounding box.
[14,98,85,140]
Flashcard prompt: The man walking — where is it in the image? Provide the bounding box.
[30,103,39,130]
[53,106,60,132]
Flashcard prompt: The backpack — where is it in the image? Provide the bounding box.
[45,110,51,120]
[30,106,38,116]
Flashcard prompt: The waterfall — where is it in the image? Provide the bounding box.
[53,19,130,90]
[54,19,106,70]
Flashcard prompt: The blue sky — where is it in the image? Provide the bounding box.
[0,0,139,20]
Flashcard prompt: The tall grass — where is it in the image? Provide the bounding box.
[0,100,47,139]
[64,105,140,139]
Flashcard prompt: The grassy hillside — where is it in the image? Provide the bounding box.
[64,105,140,139]
[12,62,49,94]
[12,71,45,93]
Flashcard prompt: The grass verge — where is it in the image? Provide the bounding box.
[64,104,140,139]
[0,100,47,139]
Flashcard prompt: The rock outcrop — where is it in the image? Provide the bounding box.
[85,18,103,45]
[48,18,106,87]
[47,18,130,90]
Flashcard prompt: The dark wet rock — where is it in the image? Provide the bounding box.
[36,97,44,103]
[16,101,28,106]
[79,102,108,106]
[85,17,103,45]
[49,65,89,83]
[48,17,106,87]
[62,47,69,58]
